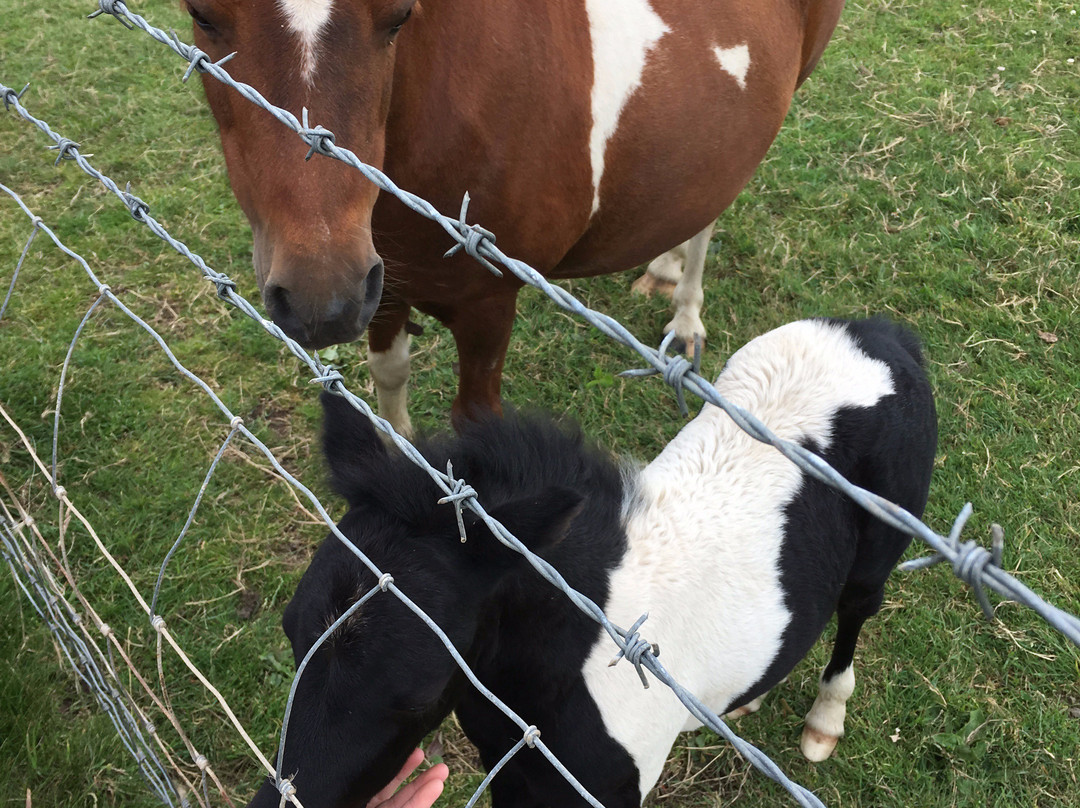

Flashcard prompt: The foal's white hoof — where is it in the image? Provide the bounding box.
[799,726,840,762]
[724,695,764,720]
[631,272,678,299]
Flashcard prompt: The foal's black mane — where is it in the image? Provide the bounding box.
[316,394,630,677]
[322,395,625,543]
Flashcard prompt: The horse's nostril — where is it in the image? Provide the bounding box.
[264,284,311,345]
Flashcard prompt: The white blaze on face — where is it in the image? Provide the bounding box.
[585,0,670,216]
[713,43,750,90]
[277,0,335,83]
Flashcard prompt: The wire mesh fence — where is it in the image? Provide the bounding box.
[2,2,1080,807]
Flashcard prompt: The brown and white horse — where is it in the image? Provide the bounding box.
[186,0,845,433]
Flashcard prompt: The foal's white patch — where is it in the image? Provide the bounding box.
[585,0,670,215]
[579,320,895,801]
[713,43,750,90]
[277,0,334,83]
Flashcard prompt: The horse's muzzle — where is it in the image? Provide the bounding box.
[264,260,384,349]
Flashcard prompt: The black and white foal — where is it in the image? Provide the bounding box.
[248,317,937,808]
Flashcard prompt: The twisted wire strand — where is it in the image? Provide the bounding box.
[0,511,180,806]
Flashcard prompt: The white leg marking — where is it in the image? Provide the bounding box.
[368,328,413,439]
[713,43,751,90]
[800,665,856,762]
[585,0,669,215]
[277,0,334,83]
[630,241,684,298]
[663,221,713,353]
[647,242,687,285]
[725,693,765,720]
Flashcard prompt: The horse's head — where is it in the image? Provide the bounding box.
[184,0,416,347]
[244,393,582,808]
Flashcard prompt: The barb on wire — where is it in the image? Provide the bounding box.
[443,193,502,277]
[299,107,336,161]
[900,518,1007,621]
[122,182,151,221]
[2,81,30,109]
[607,612,657,689]
[437,460,477,543]
[87,0,134,28]
[49,137,81,165]
[166,26,236,84]
[620,330,702,417]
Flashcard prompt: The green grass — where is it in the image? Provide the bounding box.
[1,0,1079,806]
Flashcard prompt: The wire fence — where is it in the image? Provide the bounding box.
[1,2,1079,806]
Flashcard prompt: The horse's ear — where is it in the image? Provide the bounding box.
[320,391,386,504]
[474,486,584,559]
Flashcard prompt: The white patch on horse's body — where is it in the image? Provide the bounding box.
[713,43,751,90]
[580,320,896,800]
[277,0,334,83]
[584,0,670,215]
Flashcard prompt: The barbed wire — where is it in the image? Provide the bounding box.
[0,184,622,808]
[0,2,1076,805]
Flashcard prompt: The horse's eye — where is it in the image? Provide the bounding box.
[188,4,216,34]
[389,8,412,37]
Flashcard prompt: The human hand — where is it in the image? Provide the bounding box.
[366,748,449,808]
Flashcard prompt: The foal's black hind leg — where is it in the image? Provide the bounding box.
[800,581,885,761]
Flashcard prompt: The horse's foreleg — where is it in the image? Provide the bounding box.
[368,302,414,438]
[662,221,713,363]
[447,292,518,429]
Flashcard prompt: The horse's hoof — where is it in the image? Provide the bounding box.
[669,333,705,366]
[799,726,839,762]
[631,273,678,299]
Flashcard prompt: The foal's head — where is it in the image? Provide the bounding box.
[246,393,581,808]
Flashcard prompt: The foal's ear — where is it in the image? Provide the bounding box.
[320,391,386,503]
[477,486,584,558]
